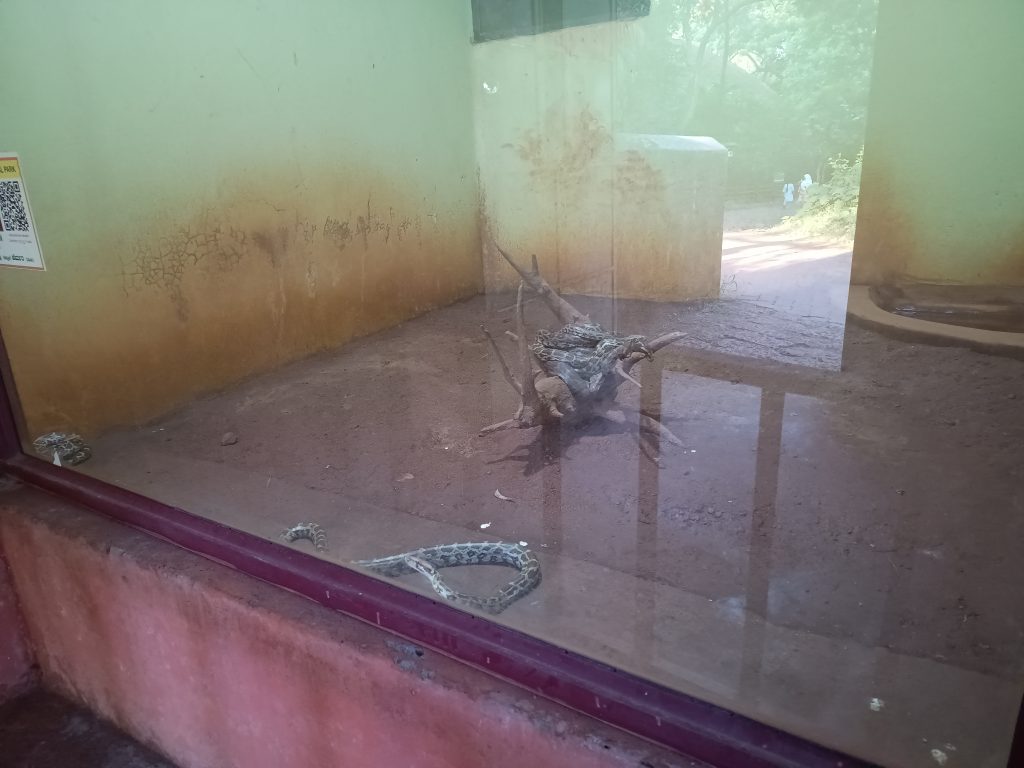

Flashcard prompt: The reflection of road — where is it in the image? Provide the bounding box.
[721,231,852,325]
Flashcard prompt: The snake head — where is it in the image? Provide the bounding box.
[621,335,653,360]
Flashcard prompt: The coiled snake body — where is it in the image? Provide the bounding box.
[282,523,540,614]
[33,432,91,466]
[531,322,652,400]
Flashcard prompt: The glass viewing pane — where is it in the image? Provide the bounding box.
[1,2,1021,767]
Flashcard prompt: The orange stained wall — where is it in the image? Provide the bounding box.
[852,0,1024,286]
[0,1,482,438]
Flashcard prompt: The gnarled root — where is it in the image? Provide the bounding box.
[495,246,588,326]
[622,331,688,375]
[639,412,683,446]
[480,418,521,436]
[481,246,688,464]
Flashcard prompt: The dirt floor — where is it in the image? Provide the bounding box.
[0,689,176,767]
[69,228,1023,768]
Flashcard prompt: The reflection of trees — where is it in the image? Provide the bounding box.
[671,0,768,129]
[623,0,878,188]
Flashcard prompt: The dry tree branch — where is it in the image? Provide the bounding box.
[514,281,539,408]
[648,330,689,352]
[496,245,589,326]
[482,325,522,396]
[480,283,545,435]
[479,417,520,435]
[481,245,689,461]
[613,359,643,388]
[622,331,688,374]
[639,413,684,446]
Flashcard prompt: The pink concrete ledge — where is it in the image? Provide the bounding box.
[0,484,700,768]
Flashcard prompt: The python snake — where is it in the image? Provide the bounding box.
[282,523,540,614]
[32,432,91,466]
[532,321,652,400]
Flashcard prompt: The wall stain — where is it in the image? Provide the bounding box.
[119,198,441,323]
[15,172,482,437]
[851,166,916,285]
[251,226,292,268]
[354,197,411,249]
[120,224,248,322]
[296,213,318,244]
[512,106,611,197]
[322,216,352,250]
[855,162,1024,286]
[615,150,665,202]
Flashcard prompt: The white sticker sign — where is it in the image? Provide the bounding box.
[0,153,45,270]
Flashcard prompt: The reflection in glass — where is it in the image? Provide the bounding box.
[2,1,1021,766]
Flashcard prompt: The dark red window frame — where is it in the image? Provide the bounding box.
[0,330,1019,768]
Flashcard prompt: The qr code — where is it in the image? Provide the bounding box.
[0,180,30,232]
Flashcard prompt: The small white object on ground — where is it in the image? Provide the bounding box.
[494,489,514,502]
[869,698,884,711]
[480,522,491,529]
[396,473,414,482]
[930,749,947,765]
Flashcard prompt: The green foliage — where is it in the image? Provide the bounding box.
[786,149,863,241]
[741,0,878,165]
[641,0,878,193]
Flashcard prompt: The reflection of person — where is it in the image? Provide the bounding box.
[799,173,813,202]
[782,181,795,207]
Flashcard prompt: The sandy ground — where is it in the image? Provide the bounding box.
[73,223,1023,768]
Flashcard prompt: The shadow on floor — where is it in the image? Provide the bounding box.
[0,689,176,768]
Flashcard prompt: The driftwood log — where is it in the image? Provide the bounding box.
[480,247,687,460]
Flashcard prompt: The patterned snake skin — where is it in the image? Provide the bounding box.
[282,523,541,615]
[531,322,652,399]
[282,522,328,552]
[32,432,91,466]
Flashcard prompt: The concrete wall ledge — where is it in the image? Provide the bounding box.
[0,482,702,768]
[847,286,1024,361]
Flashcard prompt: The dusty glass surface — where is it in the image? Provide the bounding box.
[1,1,1022,766]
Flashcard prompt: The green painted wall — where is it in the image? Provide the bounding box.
[853,0,1024,285]
[0,0,480,436]
[472,0,725,301]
